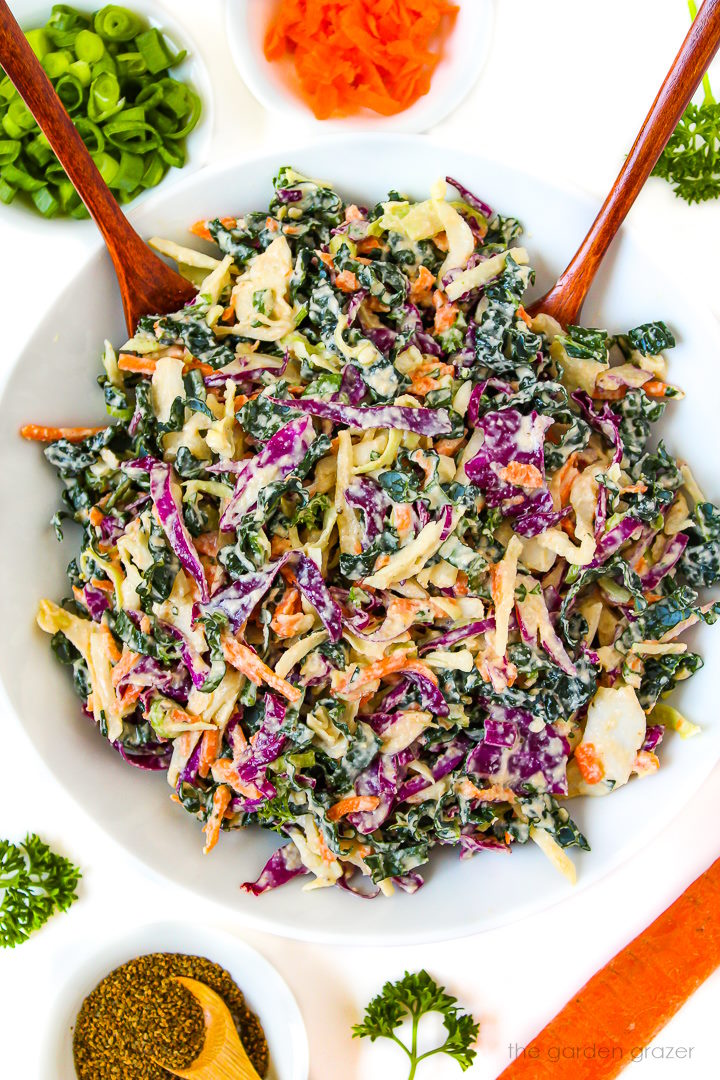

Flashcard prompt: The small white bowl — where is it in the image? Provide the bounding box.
[1,0,214,229]
[40,921,309,1080]
[225,0,494,132]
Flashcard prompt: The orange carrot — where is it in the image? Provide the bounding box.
[99,623,121,665]
[327,795,380,821]
[221,634,302,704]
[344,204,363,222]
[496,857,720,1080]
[111,649,139,689]
[89,507,105,528]
[555,451,580,506]
[356,236,382,255]
[574,742,604,784]
[516,304,533,327]
[190,216,236,241]
[194,533,219,557]
[643,379,675,398]
[202,785,231,855]
[263,0,459,120]
[118,353,157,375]
[409,265,436,304]
[436,436,465,456]
[335,654,438,696]
[498,461,544,489]
[335,269,360,292]
[20,424,107,443]
[198,728,220,779]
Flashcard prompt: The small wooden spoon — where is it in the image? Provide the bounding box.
[153,977,262,1080]
[529,0,720,326]
[0,0,196,334]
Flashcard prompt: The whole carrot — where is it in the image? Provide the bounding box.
[498,857,720,1080]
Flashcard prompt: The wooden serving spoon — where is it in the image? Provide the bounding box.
[529,0,720,326]
[152,977,262,1080]
[0,0,196,334]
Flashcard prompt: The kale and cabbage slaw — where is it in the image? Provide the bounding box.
[31,168,720,897]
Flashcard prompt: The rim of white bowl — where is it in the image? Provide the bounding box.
[0,0,215,229]
[224,0,495,133]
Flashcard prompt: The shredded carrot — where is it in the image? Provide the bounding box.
[111,649,139,689]
[433,300,458,333]
[555,451,580,506]
[436,436,464,456]
[99,623,121,665]
[190,216,236,241]
[498,461,544,489]
[222,633,302,704]
[327,795,380,822]
[89,507,105,528]
[409,265,436,304]
[118,353,213,377]
[496,856,720,1080]
[118,353,157,375]
[194,532,219,557]
[516,304,533,327]
[20,424,107,443]
[574,742,604,784]
[356,236,382,255]
[335,269,360,292]
[263,0,459,120]
[643,379,674,398]
[198,728,221,779]
[345,204,363,222]
[202,785,231,855]
[336,654,438,696]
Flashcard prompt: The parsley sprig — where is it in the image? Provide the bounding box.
[352,970,479,1079]
[0,834,81,948]
[652,1,720,203]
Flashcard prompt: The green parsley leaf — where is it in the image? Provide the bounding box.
[0,834,81,948]
[652,2,720,204]
[352,970,478,1078]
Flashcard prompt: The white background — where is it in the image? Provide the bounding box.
[1,1,719,1077]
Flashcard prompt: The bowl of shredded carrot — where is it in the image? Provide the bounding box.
[225,0,494,130]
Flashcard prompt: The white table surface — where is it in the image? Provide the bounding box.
[1,1,719,1077]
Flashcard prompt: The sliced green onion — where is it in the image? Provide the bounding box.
[55,73,84,113]
[0,139,21,166]
[31,185,59,217]
[25,134,53,169]
[109,149,144,191]
[116,52,146,79]
[74,29,105,64]
[135,27,182,75]
[140,153,165,189]
[69,59,92,87]
[0,177,16,204]
[4,5,201,219]
[42,49,73,79]
[0,76,17,101]
[94,6,144,42]
[91,150,119,186]
[0,162,45,191]
[74,118,105,154]
[25,28,51,60]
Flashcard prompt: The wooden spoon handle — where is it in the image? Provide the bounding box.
[0,0,195,331]
[531,0,720,325]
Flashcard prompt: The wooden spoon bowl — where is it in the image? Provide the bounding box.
[152,977,263,1080]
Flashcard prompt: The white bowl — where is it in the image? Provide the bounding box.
[224,0,494,132]
[1,135,719,944]
[40,921,309,1079]
[1,0,214,228]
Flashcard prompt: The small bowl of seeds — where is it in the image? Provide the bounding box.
[42,922,308,1080]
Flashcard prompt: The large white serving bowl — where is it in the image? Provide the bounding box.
[0,135,718,945]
